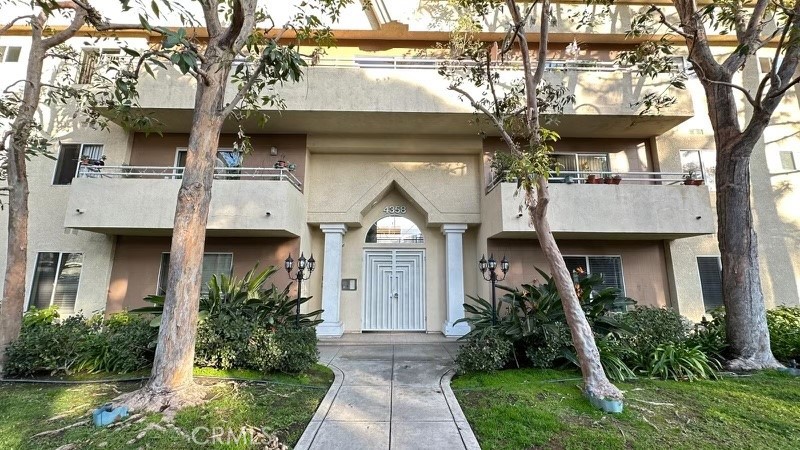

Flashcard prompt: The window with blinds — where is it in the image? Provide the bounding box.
[550,153,610,180]
[697,257,723,310]
[29,252,84,314]
[562,255,625,293]
[157,253,233,296]
[53,143,105,185]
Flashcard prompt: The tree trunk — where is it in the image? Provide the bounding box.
[114,52,230,414]
[527,178,623,401]
[0,34,45,373]
[716,141,782,370]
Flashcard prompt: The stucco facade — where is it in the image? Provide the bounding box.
[1,1,798,336]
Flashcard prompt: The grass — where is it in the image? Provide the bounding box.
[452,368,800,450]
[0,364,334,449]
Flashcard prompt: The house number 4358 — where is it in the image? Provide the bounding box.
[383,205,406,215]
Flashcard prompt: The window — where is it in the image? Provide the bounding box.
[53,143,104,185]
[550,153,610,181]
[175,148,243,178]
[697,257,723,311]
[157,253,233,296]
[0,46,22,63]
[680,150,716,191]
[365,217,424,244]
[563,255,625,294]
[29,252,84,314]
[779,151,796,171]
[78,48,121,83]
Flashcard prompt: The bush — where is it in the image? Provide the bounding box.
[524,320,571,368]
[617,306,689,367]
[767,306,800,363]
[4,315,90,377]
[245,328,282,372]
[80,312,157,373]
[274,327,319,373]
[4,311,157,377]
[647,343,719,381]
[194,314,254,370]
[686,311,728,363]
[456,330,513,374]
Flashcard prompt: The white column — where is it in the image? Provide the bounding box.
[317,224,347,337]
[442,224,471,337]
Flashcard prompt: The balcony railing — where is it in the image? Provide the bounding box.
[77,165,303,190]
[486,170,698,194]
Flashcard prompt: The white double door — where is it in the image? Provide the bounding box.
[362,249,425,331]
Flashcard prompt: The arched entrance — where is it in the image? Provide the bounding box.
[362,216,426,331]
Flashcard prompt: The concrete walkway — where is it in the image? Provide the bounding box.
[295,335,480,450]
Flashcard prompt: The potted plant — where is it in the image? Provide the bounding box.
[586,174,597,184]
[603,174,613,184]
[274,154,289,169]
[612,174,622,185]
[684,170,697,185]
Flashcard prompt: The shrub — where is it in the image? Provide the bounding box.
[456,330,513,374]
[274,327,319,373]
[194,314,254,370]
[648,343,719,381]
[22,306,60,327]
[79,312,157,373]
[245,328,282,372]
[4,315,92,377]
[524,320,572,368]
[686,312,728,364]
[767,307,800,363]
[617,306,689,367]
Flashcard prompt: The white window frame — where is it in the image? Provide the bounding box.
[173,147,239,178]
[0,45,22,63]
[551,152,611,182]
[25,251,84,312]
[695,255,723,311]
[156,251,234,296]
[51,143,105,185]
[679,149,716,191]
[563,254,626,294]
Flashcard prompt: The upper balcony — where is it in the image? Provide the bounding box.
[482,171,715,239]
[120,56,693,138]
[64,166,305,237]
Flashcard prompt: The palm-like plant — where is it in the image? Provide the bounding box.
[133,264,323,328]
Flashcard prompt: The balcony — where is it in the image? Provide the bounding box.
[116,56,693,138]
[64,166,305,236]
[482,171,715,239]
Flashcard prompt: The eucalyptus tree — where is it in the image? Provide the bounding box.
[97,0,351,413]
[0,0,115,373]
[441,0,625,407]
[624,0,800,370]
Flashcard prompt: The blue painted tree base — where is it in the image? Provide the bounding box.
[587,392,624,413]
[93,404,129,427]
[779,367,800,376]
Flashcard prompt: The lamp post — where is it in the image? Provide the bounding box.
[285,252,315,328]
[479,254,509,325]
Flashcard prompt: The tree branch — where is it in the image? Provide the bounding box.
[198,0,222,37]
[449,85,519,154]
[0,15,37,36]
[648,6,692,39]
[42,2,88,49]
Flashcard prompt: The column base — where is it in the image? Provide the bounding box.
[316,321,344,338]
[442,321,471,338]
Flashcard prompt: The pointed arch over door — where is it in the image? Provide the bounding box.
[365,216,424,244]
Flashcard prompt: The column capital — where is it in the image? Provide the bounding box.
[441,223,468,235]
[320,223,348,234]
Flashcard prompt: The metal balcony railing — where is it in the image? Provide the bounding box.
[76,165,303,190]
[485,170,700,194]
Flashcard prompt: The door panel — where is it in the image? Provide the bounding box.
[363,249,425,331]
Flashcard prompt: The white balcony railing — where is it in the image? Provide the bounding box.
[77,165,303,190]
[486,170,700,194]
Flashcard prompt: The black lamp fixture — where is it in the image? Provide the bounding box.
[286,252,315,327]
[479,253,510,325]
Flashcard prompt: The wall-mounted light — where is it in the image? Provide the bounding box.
[265,211,272,217]
[76,209,85,214]
[270,146,278,156]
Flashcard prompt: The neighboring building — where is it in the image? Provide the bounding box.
[0,2,798,337]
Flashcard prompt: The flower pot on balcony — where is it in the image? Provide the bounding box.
[274,160,288,169]
[692,179,704,186]
[603,176,613,184]
[612,175,622,185]
[586,174,597,184]
[683,178,694,185]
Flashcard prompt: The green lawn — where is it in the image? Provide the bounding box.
[452,369,800,450]
[0,365,333,450]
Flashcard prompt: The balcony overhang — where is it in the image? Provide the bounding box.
[65,177,305,237]
[483,182,715,240]
[112,64,692,138]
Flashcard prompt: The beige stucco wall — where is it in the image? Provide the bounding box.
[107,236,299,312]
[487,239,671,308]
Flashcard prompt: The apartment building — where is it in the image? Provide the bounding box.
[1,1,798,337]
